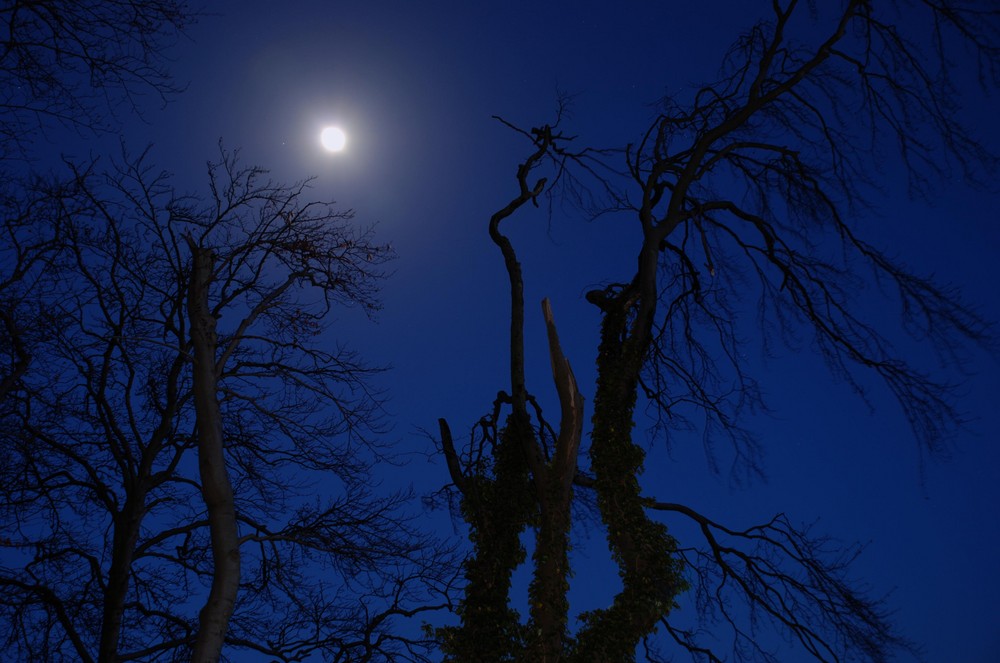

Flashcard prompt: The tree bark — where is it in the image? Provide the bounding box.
[527,299,584,663]
[97,493,145,663]
[187,240,240,662]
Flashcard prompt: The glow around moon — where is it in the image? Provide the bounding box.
[320,126,347,152]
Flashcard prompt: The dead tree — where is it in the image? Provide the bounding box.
[436,2,996,661]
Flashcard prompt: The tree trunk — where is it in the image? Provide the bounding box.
[569,295,685,662]
[187,240,240,662]
[526,299,584,663]
[97,493,145,663]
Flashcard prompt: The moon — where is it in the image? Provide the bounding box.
[320,126,347,152]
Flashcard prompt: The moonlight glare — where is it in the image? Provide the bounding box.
[320,126,347,152]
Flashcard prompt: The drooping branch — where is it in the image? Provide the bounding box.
[646,501,911,662]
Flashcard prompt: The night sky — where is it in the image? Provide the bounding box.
[18,1,1000,661]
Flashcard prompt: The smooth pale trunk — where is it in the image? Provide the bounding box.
[187,242,240,662]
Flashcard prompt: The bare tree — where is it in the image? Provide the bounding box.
[0,2,456,660]
[0,0,195,160]
[435,2,996,661]
[0,0,196,421]
[0,146,454,662]
[0,171,77,402]
[186,237,240,662]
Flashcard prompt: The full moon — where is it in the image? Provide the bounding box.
[320,126,347,152]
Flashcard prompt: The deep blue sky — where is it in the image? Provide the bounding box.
[46,1,1000,660]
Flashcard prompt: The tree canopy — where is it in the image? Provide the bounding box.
[0,146,453,662]
[0,0,194,160]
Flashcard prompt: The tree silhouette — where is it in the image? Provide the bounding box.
[0,147,453,662]
[435,2,996,661]
[0,0,197,408]
[0,0,194,160]
[1,3,457,659]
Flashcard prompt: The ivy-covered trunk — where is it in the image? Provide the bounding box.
[439,417,535,661]
[570,295,686,662]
